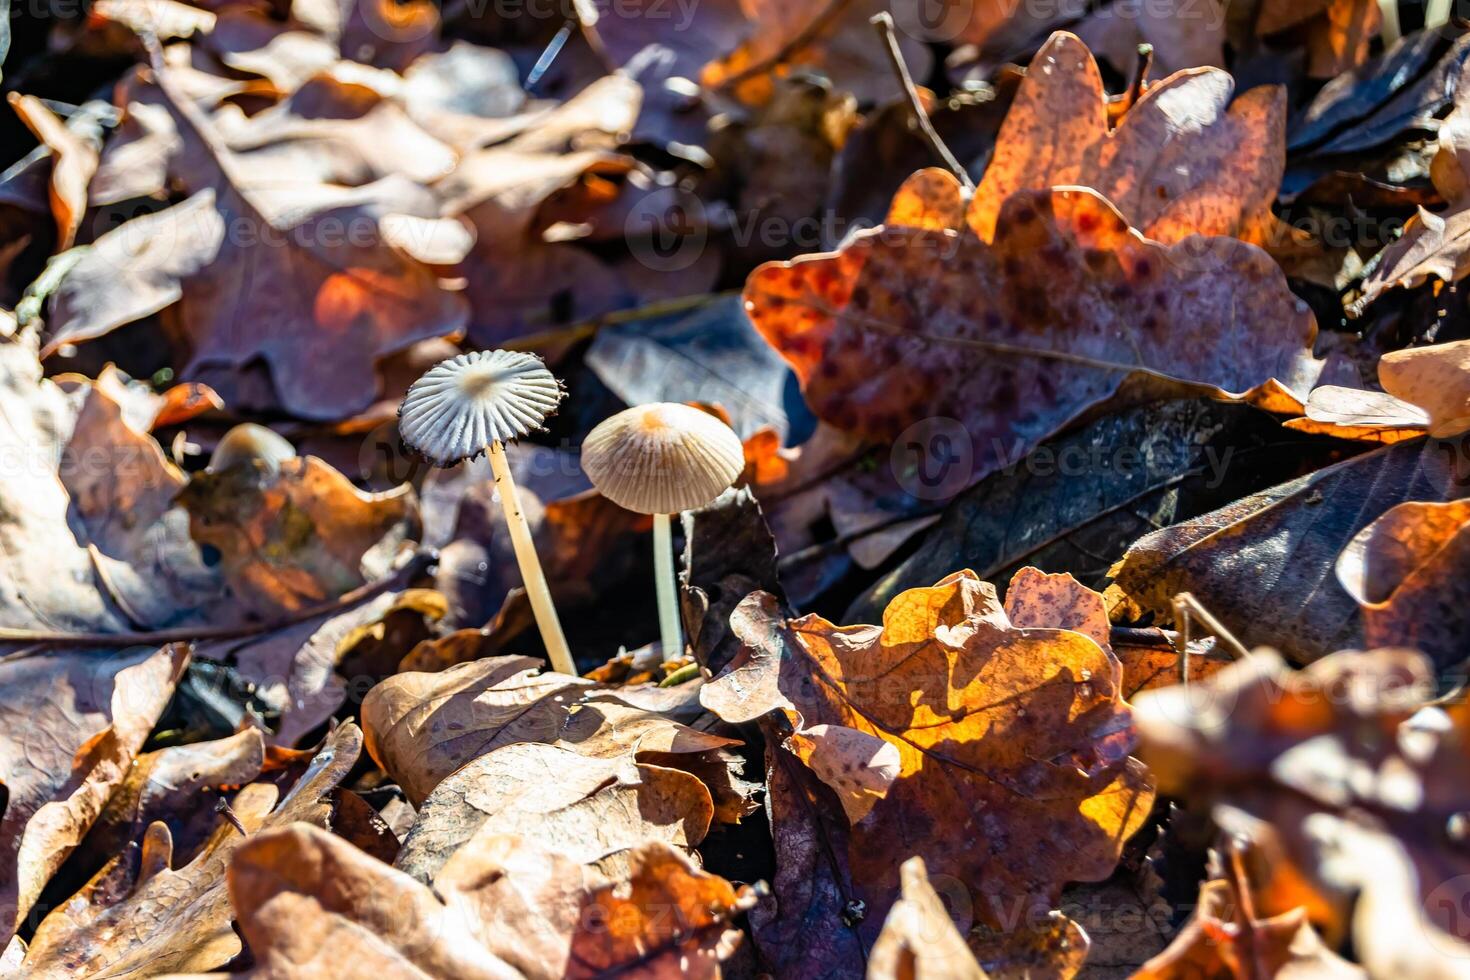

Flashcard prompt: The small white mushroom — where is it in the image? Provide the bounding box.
[399,349,575,675]
[581,403,743,660]
[208,423,297,474]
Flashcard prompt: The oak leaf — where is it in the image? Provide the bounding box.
[868,856,988,980]
[361,654,742,806]
[744,167,1319,486]
[226,825,755,979]
[15,723,362,977]
[700,569,1156,937]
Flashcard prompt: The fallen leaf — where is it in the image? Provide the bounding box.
[177,455,418,619]
[701,569,1155,938]
[0,644,187,950]
[1337,500,1470,670]
[361,654,740,806]
[17,723,362,977]
[868,856,988,979]
[48,64,469,421]
[1106,437,1466,663]
[393,742,714,881]
[1378,339,1470,437]
[971,32,1286,247]
[8,92,98,250]
[744,168,1320,492]
[229,825,754,979]
[1132,648,1470,975]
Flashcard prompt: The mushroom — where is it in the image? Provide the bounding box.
[398,349,575,675]
[581,403,743,659]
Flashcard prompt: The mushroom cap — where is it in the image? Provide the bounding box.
[209,423,296,473]
[582,403,744,514]
[398,350,564,465]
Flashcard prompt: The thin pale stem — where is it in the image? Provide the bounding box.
[487,441,575,675]
[652,512,682,661]
[870,11,973,191]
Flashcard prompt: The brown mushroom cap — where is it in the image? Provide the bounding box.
[581,403,744,514]
[398,350,564,466]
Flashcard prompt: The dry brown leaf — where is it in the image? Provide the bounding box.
[1132,649,1470,972]
[1256,0,1380,77]
[393,743,714,882]
[701,569,1155,938]
[17,723,362,977]
[228,825,754,979]
[178,455,418,619]
[868,856,988,980]
[8,92,98,250]
[971,32,1285,247]
[1135,875,1364,979]
[361,654,739,806]
[1378,340,1470,438]
[1336,500,1470,669]
[0,644,187,950]
[744,168,1319,490]
[48,64,468,421]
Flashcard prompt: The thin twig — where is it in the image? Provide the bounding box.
[215,797,248,836]
[1125,43,1153,111]
[1172,592,1253,663]
[716,0,855,92]
[0,551,432,654]
[870,12,973,191]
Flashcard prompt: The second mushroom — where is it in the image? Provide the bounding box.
[581,403,744,660]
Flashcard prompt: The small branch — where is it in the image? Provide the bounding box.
[1125,43,1153,111]
[870,12,973,191]
[215,797,248,836]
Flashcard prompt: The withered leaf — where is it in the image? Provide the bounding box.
[177,454,419,619]
[1106,437,1466,664]
[228,826,754,979]
[868,856,987,980]
[744,168,1319,488]
[48,65,468,421]
[17,723,362,977]
[361,655,740,806]
[702,570,1155,937]
[393,743,714,882]
[1337,499,1470,670]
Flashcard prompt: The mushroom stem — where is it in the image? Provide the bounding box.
[486,440,575,675]
[652,512,682,660]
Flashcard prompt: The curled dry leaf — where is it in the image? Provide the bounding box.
[8,92,99,250]
[868,856,988,980]
[744,167,1319,491]
[701,569,1155,937]
[393,743,715,882]
[177,455,419,619]
[47,64,468,421]
[972,32,1286,247]
[1256,0,1380,77]
[228,825,755,980]
[1378,340,1470,438]
[1337,500,1470,670]
[1134,874,1364,979]
[0,644,187,951]
[17,723,363,978]
[1132,649,1470,973]
[1106,437,1468,664]
[361,654,742,806]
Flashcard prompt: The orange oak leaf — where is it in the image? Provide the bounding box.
[744,168,1320,486]
[1336,499,1470,668]
[701,569,1156,937]
[971,32,1287,247]
[1256,0,1380,78]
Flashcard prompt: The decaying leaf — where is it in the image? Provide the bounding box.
[745,167,1319,490]
[361,655,742,806]
[16,723,362,977]
[702,568,1155,937]
[1337,499,1470,670]
[972,32,1286,246]
[230,825,754,979]
[1133,649,1470,975]
[868,856,988,980]
[393,742,715,882]
[1106,437,1466,663]
[177,455,419,619]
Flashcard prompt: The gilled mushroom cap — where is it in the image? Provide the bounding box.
[582,403,744,514]
[398,350,564,465]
